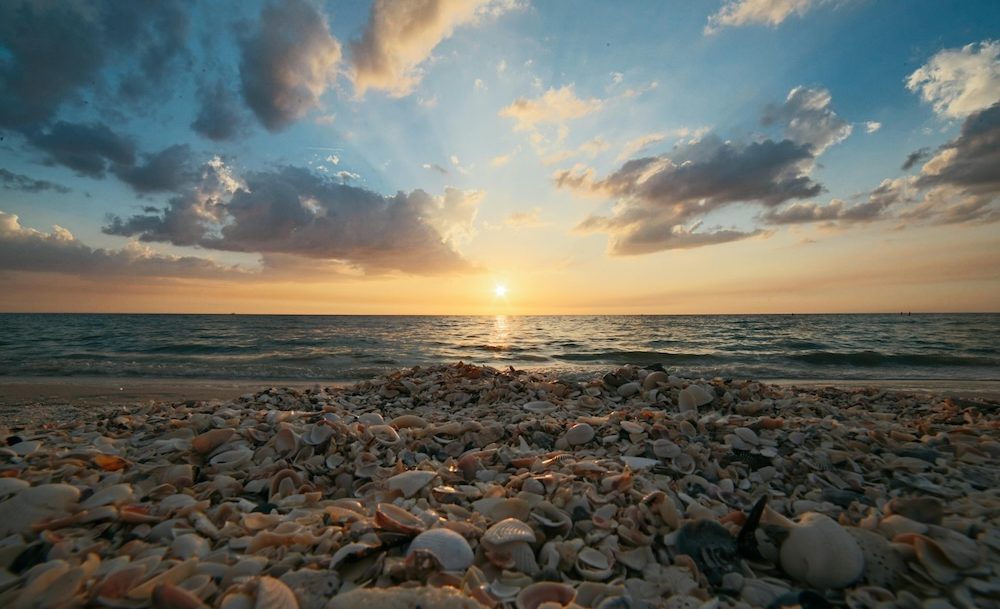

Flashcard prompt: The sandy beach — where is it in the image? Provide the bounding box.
[0,363,997,608]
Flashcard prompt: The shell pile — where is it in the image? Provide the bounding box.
[0,362,998,609]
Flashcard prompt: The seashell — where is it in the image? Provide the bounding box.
[407,528,474,571]
[733,427,759,446]
[387,470,436,498]
[516,581,575,609]
[530,502,572,533]
[209,448,253,470]
[220,592,255,609]
[269,469,303,502]
[171,534,210,560]
[0,483,81,535]
[368,425,400,445]
[778,513,864,589]
[483,518,536,547]
[671,453,695,474]
[128,559,200,600]
[358,412,384,425]
[846,527,905,589]
[740,577,791,607]
[675,520,739,586]
[473,497,532,522]
[616,546,654,571]
[878,514,927,538]
[327,586,489,609]
[652,439,681,458]
[885,496,943,525]
[94,453,128,471]
[375,503,425,535]
[10,440,41,456]
[507,541,540,575]
[152,583,208,609]
[620,420,644,434]
[576,547,614,581]
[0,478,30,497]
[302,424,333,446]
[82,483,134,509]
[844,586,896,609]
[255,576,299,609]
[278,569,340,609]
[565,423,595,446]
[620,456,658,470]
[389,414,428,428]
[523,401,557,414]
[642,371,670,391]
[273,427,299,455]
[617,382,640,397]
[191,429,234,455]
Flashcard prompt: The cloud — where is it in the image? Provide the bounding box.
[499,85,604,131]
[542,137,610,165]
[104,166,482,274]
[191,80,247,141]
[865,121,882,134]
[762,86,852,154]
[916,101,1000,196]
[615,128,710,162]
[0,0,191,129]
[239,0,343,131]
[350,0,522,97]
[505,208,546,228]
[760,178,913,225]
[0,169,70,194]
[26,121,136,178]
[902,148,931,171]
[557,134,822,255]
[705,0,820,34]
[767,104,1000,228]
[907,40,1000,118]
[0,211,240,279]
[423,163,449,175]
[113,144,197,194]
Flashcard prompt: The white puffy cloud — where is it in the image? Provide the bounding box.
[499,85,604,131]
[762,86,853,154]
[705,0,818,34]
[350,0,522,97]
[907,40,1000,118]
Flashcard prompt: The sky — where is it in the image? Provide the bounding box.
[1,0,998,314]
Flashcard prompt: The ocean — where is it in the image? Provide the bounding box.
[0,313,997,384]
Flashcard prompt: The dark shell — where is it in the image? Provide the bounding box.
[675,520,739,587]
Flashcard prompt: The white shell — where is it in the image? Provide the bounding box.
[780,513,864,589]
[565,423,595,446]
[255,576,299,609]
[483,518,536,546]
[387,470,436,498]
[407,528,474,571]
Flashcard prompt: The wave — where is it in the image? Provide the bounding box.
[555,351,716,365]
[789,350,997,368]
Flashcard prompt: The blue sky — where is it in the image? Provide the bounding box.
[1,0,998,312]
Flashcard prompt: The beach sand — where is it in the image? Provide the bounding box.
[0,364,997,608]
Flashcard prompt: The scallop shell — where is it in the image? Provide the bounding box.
[254,576,299,609]
[483,518,536,547]
[407,528,474,571]
[565,423,595,446]
[387,470,436,498]
[516,582,575,609]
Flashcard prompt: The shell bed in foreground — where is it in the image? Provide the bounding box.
[0,363,998,609]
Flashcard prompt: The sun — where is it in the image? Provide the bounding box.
[494,284,507,298]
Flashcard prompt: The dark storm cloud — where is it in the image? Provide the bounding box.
[556,134,821,254]
[191,81,247,141]
[917,102,1000,195]
[761,178,909,226]
[104,166,479,274]
[27,122,136,178]
[0,0,192,129]
[113,145,198,193]
[0,169,70,194]
[902,147,931,171]
[0,211,240,279]
[239,0,343,131]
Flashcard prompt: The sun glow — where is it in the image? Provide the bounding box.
[494,284,507,298]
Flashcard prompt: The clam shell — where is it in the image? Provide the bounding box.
[565,423,595,446]
[617,382,640,397]
[523,401,557,414]
[302,424,333,446]
[516,582,575,609]
[191,429,234,455]
[642,371,670,391]
[273,426,299,455]
[387,470,436,498]
[671,453,696,474]
[483,518,536,546]
[81,483,134,509]
[652,439,681,458]
[151,583,208,609]
[375,502,425,535]
[209,448,253,470]
[389,414,427,428]
[473,497,532,522]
